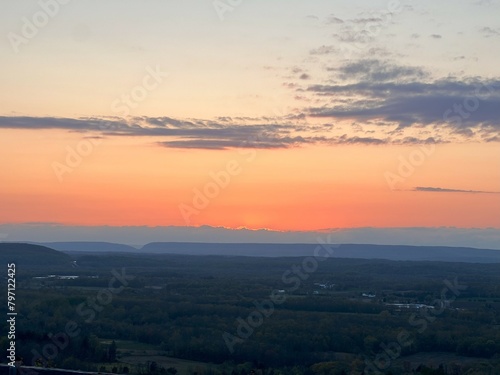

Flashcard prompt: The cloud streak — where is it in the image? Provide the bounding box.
[0,115,451,150]
[414,186,500,194]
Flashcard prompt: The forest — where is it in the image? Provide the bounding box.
[1,244,500,374]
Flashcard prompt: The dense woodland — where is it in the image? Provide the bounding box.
[1,244,500,374]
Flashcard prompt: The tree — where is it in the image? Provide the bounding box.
[108,340,117,362]
[149,361,158,373]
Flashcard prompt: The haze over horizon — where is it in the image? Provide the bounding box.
[1,1,499,241]
[2,224,500,250]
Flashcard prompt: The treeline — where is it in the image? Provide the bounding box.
[5,287,500,370]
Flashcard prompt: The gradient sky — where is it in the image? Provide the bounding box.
[1,0,499,238]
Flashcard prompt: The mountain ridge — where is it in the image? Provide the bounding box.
[0,243,72,266]
[20,241,500,263]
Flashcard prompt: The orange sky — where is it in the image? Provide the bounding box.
[1,129,499,230]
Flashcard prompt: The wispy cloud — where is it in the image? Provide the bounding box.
[0,114,454,150]
[157,135,323,150]
[0,116,312,149]
[414,186,500,194]
[480,26,500,37]
[309,45,339,55]
[325,14,344,24]
[336,59,429,82]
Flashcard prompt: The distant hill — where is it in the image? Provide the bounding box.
[140,242,500,263]
[0,243,72,266]
[6,241,500,263]
[36,241,138,253]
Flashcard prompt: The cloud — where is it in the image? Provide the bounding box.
[414,186,500,194]
[0,116,118,132]
[0,115,325,150]
[351,17,384,24]
[158,135,319,150]
[336,59,429,82]
[321,8,405,50]
[325,14,344,24]
[310,45,339,55]
[0,114,450,150]
[306,60,500,138]
[480,26,500,37]
[333,135,386,145]
[476,0,494,5]
[484,135,500,142]
[305,15,319,21]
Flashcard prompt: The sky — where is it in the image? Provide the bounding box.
[1,0,499,245]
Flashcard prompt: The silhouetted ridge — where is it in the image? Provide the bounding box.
[139,242,500,262]
[0,243,72,266]
[37,241,137,253]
